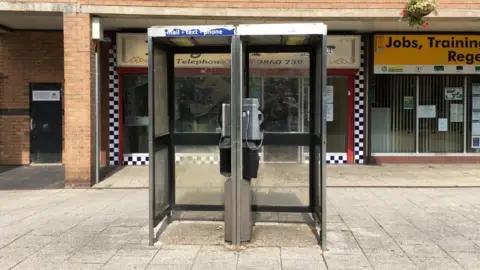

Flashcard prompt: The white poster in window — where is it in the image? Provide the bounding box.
[473,98,480,110]
[324,85,334,104]
[417,105,436,118]
[450,104,463,123]
[472,83,480,96]
[326,103,334,122]
[472,111,480,121]
[472,122,480,135]
[438,118,448,132]
[444,87,463,101]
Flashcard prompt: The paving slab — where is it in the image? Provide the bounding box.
[11,253,69,270]
[323,253,373,269]
[448,251,480,269]
[54,262,104,270]
[237,247,281,268]
[409,256,464,270]
[149,245,200,265]
[399,243,449,258]
[68,248,117,264]
[281,259,327,270]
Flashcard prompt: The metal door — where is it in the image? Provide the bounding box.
[30,83,63,163]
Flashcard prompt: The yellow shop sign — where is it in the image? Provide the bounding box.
[374,35,480,74]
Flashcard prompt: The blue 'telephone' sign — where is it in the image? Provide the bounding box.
[164,27,234,37]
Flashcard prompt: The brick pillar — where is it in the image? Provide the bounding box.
[63,13,95,188]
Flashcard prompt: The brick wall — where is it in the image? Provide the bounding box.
[63,12,95,188]
[0,116,30,164]
[3,0,480,12]
[81,0,407,9]
[0,31,63,165]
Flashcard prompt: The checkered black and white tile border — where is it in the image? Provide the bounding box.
[122,153,220,165]
[354,42,365,164]
[175,154,220,165]
[303,152,348,164]
[123,152,346,165]
[108,46,120,165]
[124,153,149,165]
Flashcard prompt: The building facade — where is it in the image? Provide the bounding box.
[1,1,480,187]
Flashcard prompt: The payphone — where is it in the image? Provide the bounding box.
[219,98,263,242]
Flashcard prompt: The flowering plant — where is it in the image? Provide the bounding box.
[399,0,438,28]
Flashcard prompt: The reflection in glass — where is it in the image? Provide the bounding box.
[123,74,149,153]
[252,146,309,206]
[175,146,223,205]
[174,54,231,133]
[263,77,300,133]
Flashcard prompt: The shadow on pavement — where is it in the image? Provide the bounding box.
[0,165,65,190]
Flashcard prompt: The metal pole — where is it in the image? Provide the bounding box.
[148,37,155,246]
[464,76,468,153]
[415,76,419,153]
[320,35,328,250]
[230,33,243,246]
[95,43,100,184]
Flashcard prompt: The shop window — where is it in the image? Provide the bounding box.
[371,75,416,153]
[467,76,480,153]
[123,74,149,153]
[174,54,231,133]
[418,75,464,153]
[372,75,468,154]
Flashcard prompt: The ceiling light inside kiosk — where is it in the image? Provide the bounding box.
[170,38,195,47]
[286,36,306,45]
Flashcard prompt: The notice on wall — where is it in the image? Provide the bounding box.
[450,104,464,123]
[445,87,463,101]
[472,136,480,148]
[32,91,60,102]
[473,99,480,110]
[324,85,334,104]
[404,96,414,110]
[472,111,480,121]
[438,118,448,132]
[326,103,334,122]
[418,105,436,118]
[473,122,480,135]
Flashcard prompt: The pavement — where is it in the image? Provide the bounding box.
[1,187,480,269]
[95,164,480,189]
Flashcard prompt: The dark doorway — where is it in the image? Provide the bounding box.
[30,83,63,164]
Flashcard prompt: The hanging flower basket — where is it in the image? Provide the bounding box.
[399,0,438,28]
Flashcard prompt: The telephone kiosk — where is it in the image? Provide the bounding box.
[219,98,264,242]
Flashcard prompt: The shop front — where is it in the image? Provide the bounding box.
[371,34,480,163]
[109,33,365,165]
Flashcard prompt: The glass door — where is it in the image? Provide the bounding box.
[326,76,349,154]
[302,75,350,160]
[122,74,149,154]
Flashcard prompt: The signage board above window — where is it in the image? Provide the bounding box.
[374,35,480,74]
[116,33,361,69]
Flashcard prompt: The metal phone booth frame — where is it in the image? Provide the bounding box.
[147,23,328,249]
[235,23,328,249]
[147,25,236,245]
